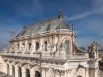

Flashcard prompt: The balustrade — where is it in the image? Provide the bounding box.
[0,51,89,60]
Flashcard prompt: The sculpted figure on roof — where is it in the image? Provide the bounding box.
[88,41,99,58]
[88,41,99,52]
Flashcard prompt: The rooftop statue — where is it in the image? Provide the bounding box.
[88,41,99,52]
[88,41,99,58]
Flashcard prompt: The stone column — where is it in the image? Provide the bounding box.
[32,40,35,53]
[55,70,59,77]
[89,59,99,77]
[42,68,46,77]
[25,40,28,52]
[70,39,73,56]
[9,64,12,76]
[30,67,34,77]
[22,67,26,77]
[19,41,22,52]
[65,70,68,77]
[15,65,18,77]
[66,69,72,77]
[85,68,89,77]
[95,67,99,77]
[40,38,43,52]
[5,63,8,74]
[61,70,65,77]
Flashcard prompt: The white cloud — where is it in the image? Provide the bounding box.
[68,0,103,49]
[65,0,103,21]
[66,11,92,20]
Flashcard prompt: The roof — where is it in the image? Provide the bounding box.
[16,12,70,37]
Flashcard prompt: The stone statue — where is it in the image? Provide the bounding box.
[88,41,99,58]
[88,41,99,52]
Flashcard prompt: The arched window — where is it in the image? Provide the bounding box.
[36,42,39,50]
[35,71,41,77]
[12,65,15,77]
[26,69,30,77]
[29,43,31,49]
[18,67,22,77]
[77,75,82,77]
[17,44,19,49]
[44,41,47,51]
[64,40,70,54]
[22,43,25,47]
[7,64,9,75]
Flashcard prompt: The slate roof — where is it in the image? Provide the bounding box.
[16,12,70,37]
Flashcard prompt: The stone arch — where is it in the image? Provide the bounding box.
[16,63,23,77]
[64,40,70,54]
[76,65,85,77]
[62,37,71,51]
[62,37,71,43]
[48,68,54,77]
[11,62,15,65]
[26,68,30,77]
[12,65,15,77]
[35,71,41,77]
[62,38,70,56]
[34,65,40,72]
[16,63,22,67]
[77,75,82,77]
[18,67,22,77]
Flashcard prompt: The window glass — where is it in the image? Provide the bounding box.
[17,44,19,49]
[29,43,31,49]
[44,41,47,51]
[36,42,39,50]
[64,40,70,54]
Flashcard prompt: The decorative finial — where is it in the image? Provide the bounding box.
[58,9,63,18]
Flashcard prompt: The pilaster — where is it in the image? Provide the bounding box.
[15,65,18,77]
[85,68,89,77]
[30,67,34,77]
[9,64,12,76]
[22,67,26,77]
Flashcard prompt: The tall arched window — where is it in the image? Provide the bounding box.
[17,44,19,49]
[35,71,41,77]
[7,64,9,75]
[36,42,39,50]
[18,67,22,77]
[12,65,15,77]
[64,40,70,54]
[29,43,31,49]
[22,43,25,47]
[44,41,47,51]
[26,69,30,77]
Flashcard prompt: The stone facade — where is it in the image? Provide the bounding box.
[0,11,100,77]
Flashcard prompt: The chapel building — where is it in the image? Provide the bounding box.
[0,11,100,77]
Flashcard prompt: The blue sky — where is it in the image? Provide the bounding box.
[0,0,103,50]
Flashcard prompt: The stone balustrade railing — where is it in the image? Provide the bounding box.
[0,51,89,60]
[73,53,89,59]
